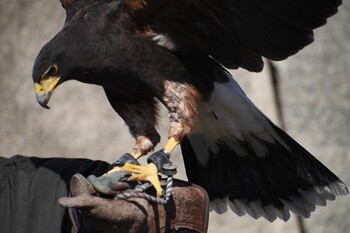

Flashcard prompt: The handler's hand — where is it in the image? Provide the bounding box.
[59,173,209,233]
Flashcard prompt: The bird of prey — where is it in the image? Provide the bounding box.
[33,0,347,222]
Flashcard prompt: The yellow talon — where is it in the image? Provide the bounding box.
[131,151,142,159]
[106,166,122,174]
[107,163,163,196]
[105,142,178,196]
[106,152,141,175]
[164,137,179,154]
[123,163,163,196]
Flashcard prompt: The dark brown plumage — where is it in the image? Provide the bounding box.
[32,0,347,222]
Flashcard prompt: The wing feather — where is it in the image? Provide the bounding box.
[125,0,342,71]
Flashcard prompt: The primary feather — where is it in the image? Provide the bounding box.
[181,69,348,221]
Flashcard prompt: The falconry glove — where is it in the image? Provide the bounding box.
[59,173,209,233]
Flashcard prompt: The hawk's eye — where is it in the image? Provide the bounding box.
[47,65,57,76]
[43,64,58,80]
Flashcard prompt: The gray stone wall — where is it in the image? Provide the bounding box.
[0,1,348,232]
[276,3,350,232]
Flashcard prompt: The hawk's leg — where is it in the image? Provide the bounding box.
[159,80,200,154]
[143,80,200,180]
[104,81,200,196]
[134,80,200,196]
[104,89,164,195]
[106,98,161,157]
[140,80,200,193]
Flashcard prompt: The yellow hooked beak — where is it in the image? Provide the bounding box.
[35,64,60,109]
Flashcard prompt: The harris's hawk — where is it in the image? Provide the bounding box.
[32,0,348,222]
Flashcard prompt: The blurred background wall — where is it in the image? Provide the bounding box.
[0,0,349,232]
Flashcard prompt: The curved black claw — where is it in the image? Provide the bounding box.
[87,171,135,196]
[147,149,177,176]
[106,153,140,172]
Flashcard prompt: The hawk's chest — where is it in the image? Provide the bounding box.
[75,69,156,101]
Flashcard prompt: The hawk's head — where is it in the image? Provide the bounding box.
[32,36,71,109]
[33,41,61,109]
[32,0,124,109]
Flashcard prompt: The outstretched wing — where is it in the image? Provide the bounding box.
[122,0,341,71]
[58,0,342,71]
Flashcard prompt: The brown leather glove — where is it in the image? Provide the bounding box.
[59,174,209,233]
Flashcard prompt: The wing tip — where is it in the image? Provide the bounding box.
[210,180,348,222]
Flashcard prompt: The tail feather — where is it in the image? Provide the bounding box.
[181,77,348,222]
